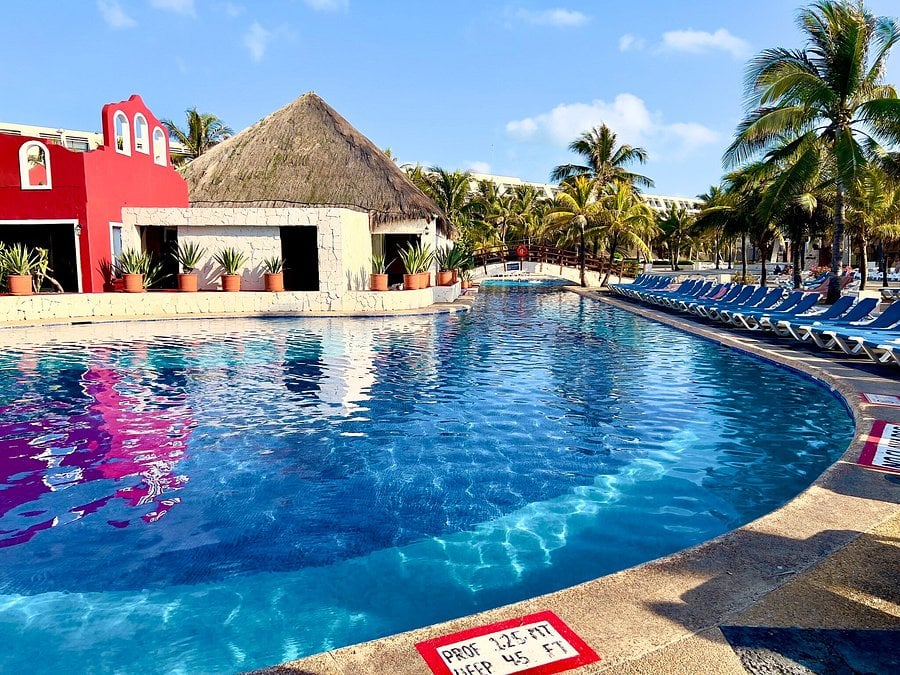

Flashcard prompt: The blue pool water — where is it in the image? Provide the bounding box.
[0,286,853,673]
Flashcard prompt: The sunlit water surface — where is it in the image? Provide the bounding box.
[0,286,853,673]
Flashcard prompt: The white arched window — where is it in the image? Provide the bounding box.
[19,141,52,190]
[152,127,167,166]
[134,113,148,154]
[114,111,131,155]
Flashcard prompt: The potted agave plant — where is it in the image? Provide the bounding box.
[447,245,470,284]
[370,253,390,291]
[214,247,248,292]
[435,246,454,286]
[114,248,155,293]
[2,242,43,296]
[261,256,285,292]
[173,241,205,292]
[460,268,473,290]
[398,241,434,290]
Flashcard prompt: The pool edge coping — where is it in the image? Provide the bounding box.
[259,285,900,674]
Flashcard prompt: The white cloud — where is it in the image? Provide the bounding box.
[513,8,589,28]
[244,22,271,62]
[303,0,348,11]
[466,161,492,174]
[150,0,195,14]
[661,28,750,58]
[505,94,720,158]
[619,34,645,52]
[224,2,243,17]
[97,0,137,29]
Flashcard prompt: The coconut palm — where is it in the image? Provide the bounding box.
[423,167,478,234]
[847,164,900,288]
[694,185,732,269]
[656,204,695,271]
[596,182,657,286]
[725,0,900,302]
[161,107,233,164]
[543,176,600,286]
[551,124,654,192]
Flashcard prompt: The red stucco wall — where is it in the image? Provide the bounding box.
[0,94,188,292]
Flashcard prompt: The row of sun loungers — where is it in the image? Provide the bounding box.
[609,275,900,367]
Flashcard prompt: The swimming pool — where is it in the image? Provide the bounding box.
[0,286,854,673]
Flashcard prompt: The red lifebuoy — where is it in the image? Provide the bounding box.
[515,245,528,258]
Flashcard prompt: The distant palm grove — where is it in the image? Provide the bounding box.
[169,1,900,296]
[403,0,900,296]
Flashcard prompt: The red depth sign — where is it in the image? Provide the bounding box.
[415,610,599,675]
[858,420,900,474]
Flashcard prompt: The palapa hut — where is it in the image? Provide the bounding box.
[122,92,449,298]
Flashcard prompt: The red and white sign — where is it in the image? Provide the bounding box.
[860,393,900,408]
[415,610,599,675]
[858,420,900,474]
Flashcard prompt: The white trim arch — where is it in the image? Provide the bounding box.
[113,111,131,156]
[152,127,167,166]
[133,113,149,154]
[18,140,52,190]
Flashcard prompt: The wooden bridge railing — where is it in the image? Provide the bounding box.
[472,242,641,280]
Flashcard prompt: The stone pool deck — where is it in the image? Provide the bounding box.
[259,286,899,674]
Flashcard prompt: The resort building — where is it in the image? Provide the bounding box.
[0,95,187,292]
[124,92,449,294]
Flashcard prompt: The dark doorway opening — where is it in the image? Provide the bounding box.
[384,234,419,286]
[140,226,178,289]
[281,226,319,291]
[0,224,79,292]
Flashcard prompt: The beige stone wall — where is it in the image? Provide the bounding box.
[122,207,378,294]
[0,285,460,326]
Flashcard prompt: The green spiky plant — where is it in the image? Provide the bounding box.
[261,256,285,274]
[173,241,206,273]
[213,247,248,275]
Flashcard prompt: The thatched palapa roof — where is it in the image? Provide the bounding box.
[184,92,446,230]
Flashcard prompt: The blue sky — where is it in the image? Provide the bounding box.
[1,0,897,197]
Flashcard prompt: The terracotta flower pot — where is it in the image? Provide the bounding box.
[122,273,144,293]
[451,269,459,284]
[403,273,420,290]
[178,273,199,292]
[437,270,453,286]
[461,280,472,290]
[7,274,33,296]
[264,272,285,292]
[221,274,241,292]
[370,273,388,291]
[418,271,431,288]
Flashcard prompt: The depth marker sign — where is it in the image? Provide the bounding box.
[860,393,900,408]
[858,420,900,474]
[415,610,599,675]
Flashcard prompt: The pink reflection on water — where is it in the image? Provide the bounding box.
[0,358,194,547]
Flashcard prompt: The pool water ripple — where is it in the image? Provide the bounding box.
[0,285,853,673]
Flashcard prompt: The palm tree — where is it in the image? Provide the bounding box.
[725,0,900,302]
[694,185,730,269]
[847,164,900,288]
[657,205,694,271]
[596,182,656,286]
[161,108,233,164]
[423,167,478,235]
[543,176,600,286]
[551,124,654,192]
[755,133,832,288]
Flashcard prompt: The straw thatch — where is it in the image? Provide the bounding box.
[183,92,446,230]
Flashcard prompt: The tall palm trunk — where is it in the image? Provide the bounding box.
[759,243,769,287]
[741,234,748,279]
[858,235,868,291]
[791,240,802,289]
[826,180,845,304]
[601,234,619,287]
[578,216,586,287]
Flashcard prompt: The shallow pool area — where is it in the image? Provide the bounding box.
[0,286,854,673]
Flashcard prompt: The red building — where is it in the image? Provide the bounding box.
[0,95,188,292]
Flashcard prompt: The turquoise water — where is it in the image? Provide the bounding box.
[0,286,853,673]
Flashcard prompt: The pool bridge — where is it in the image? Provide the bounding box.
[471,242,641,286]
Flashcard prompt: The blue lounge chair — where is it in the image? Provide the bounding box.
[812,302,900,354]
[773,297,875,341]
[729,292,821,330]
[712,287,784,322]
